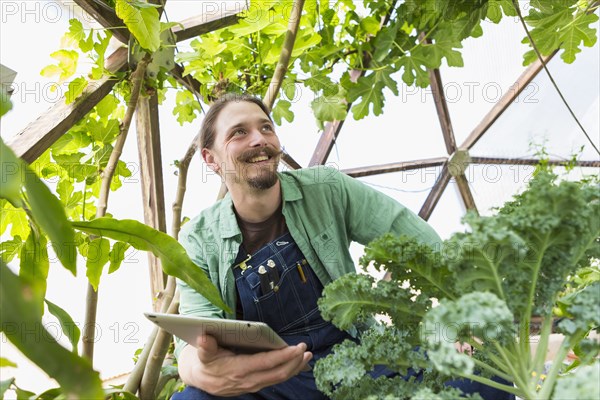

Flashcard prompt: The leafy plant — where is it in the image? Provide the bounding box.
[2,0,598,397]
[316,169,600,399]
[0,92,226,398]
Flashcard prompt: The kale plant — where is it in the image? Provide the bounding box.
[315,170,599,399]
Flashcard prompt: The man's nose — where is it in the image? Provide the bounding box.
[248,128,268,147]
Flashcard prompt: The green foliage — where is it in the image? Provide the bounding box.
[40,50,79,84]
[72,218,231,313]
[316,170,600,399]
[45,299,81,354]
[5,0,595,397]
[0,261,104,398]
[115,0,161,52]
[0,139,77,274]
[552,362,600,400]
[172,90,202,125]
[522,0,599,65]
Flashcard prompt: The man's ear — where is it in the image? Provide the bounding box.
[201,148,219,173]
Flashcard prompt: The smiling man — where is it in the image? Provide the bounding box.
[173,93,514,400]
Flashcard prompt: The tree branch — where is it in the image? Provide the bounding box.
[263,0,306,111]
[139,287,180,399]
[172,134,199,240]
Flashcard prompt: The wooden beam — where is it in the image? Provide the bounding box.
[74,0,129,43]
[308,119,346,167]
[172,3,247,42]
[419,163,451,221]
[282,153,302,170]
[471,157,600,168]
[135,94,168,310]
[454,173,478,214]
[342,157,447,178]
[459,50,557,151]
[6,47,128,163]
[428,66,457,154]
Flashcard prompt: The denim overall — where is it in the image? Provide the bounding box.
[174,232,357,400]
[173,232,514,400]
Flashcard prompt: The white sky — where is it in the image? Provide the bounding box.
[1,0,598,394]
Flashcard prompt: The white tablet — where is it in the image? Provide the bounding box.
[144,312,288,354]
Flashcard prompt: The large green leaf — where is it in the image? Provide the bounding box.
[115,0,161,52]
[0,236,22,264]
[108,241,130,274]
[83,237,110,291]
[0,261,104,398]
[0,139,76,273]
[45,299,81,354]
[72,218,231,313]
[0,139,23,207]
[19,231,49,318]
[23,162,77,275]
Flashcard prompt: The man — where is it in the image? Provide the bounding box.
[173,93,512,400]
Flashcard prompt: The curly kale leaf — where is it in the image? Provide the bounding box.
[556,282,600,336]
[496,171,600,316]
[422,292,514,376]
[318,272,430,332]
[314,327,426,398]
[449,171,600,318]
[552,361,600,400]
[443,214,527,307]
[326,375,422,400]
[360,234,456,301]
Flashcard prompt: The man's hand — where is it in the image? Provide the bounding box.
[178,334,312,396]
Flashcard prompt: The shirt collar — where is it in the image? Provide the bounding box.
[278,171,302,202]
[218,172,303,239]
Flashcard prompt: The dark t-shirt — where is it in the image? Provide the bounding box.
[234,201,288,318]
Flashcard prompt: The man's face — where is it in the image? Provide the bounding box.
[202,101,282,191]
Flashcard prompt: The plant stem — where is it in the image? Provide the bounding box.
[263,0,306,111]
[172,134,198,241]
[471,358,514,383]
[459,371,523,397]
[537,332,582,399]
[123,326,159,393]
[531,315,554,386]
[521,233,551,361]
[139,287,179,399]
[492,341,530,393]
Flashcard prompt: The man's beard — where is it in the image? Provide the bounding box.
[236,147,283,190]
[246,171,278,190]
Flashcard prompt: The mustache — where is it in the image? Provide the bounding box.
[237,147,283,162]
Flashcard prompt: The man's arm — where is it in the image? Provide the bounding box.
[338,170,441,246]
[177,335,312,396]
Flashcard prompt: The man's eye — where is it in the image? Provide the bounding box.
[261,125,274,133]
[232,129,246,136]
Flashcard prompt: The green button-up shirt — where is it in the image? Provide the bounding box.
[176,166,441,356]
